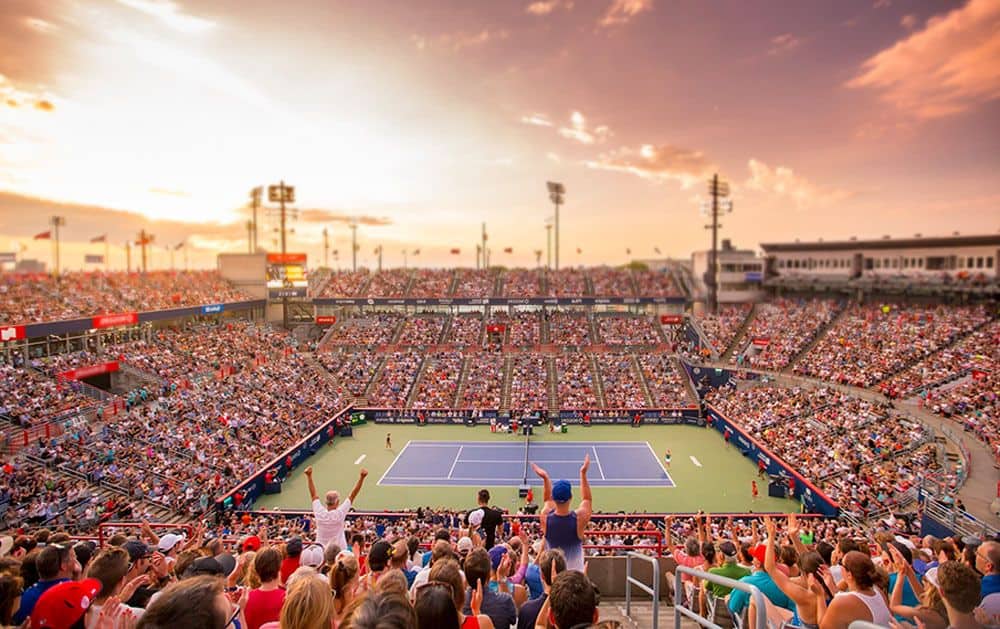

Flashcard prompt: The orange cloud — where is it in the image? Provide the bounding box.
[557,111,610,145]
[598,0,653,27]
[585,143,714,187]
[744,159,852,208]
[768,33,802,55]
[900,14,918,30]
[412,29,510,53]
[298,209,393,227]
[115,0,215,34]
[34,100,54,112]
[526,0,574,16]
[846,0,1000,119]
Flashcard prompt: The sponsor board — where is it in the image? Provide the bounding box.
[92,312,138,329]
[0,325,25,342]
[202,304,224,314]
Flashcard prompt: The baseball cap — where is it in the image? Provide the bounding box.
[368,540,392,571]
[184,556,225,577]
[242,535,262,552]
[31,578,101,629]
[719,541,738,559]
[924,567,940,589]
[123,540,152,563]
[157,533,185,553]
[468,509,485,528]
[457,537,474,554]
[552,480,572,503]
[750,544,768,565]
[300,544,325,568]
[214,553,237,576]
[488,545,508,571]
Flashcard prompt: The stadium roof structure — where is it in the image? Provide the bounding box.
[760,233,1000,253]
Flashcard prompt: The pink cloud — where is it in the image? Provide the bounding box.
[598,0,653,27]
[768,33,802,55]
[585,143,714,187]
[846,0,1000,119]
[744,159,852,208]
[526,0,574,16]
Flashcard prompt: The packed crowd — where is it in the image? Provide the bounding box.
[595,355,647,408]
[546,313,591,346]
[367,351,423,407]
[324,314,403,346]
[553,356,600,408]
[365,270,411,298]
[545,269,587,298]
[0,271,249,325]
[398,316,446,347]
[588,267,634,298]
[453,269,497,298]
[0,364,100,427]
[317,270,371,298]
[448,315,486,346]
[459,354,505,409]
[411,353,464,410]
[634,354,693,408]
[696,304,752,356]
[408,270,454,299]
[595,315,662,346]
[508,355,550,411]
[739,299,840,371]
[795,304,991,388]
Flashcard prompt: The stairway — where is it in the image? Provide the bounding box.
[540,313,551,344]
[589,354,607,408]
[589,313,601,345]
[782,303,850,372]
[438,315,453,345]
[388,318,406,345]
[632,354,655,407]
[723,303,759,360]
[452,356,473,405]
[362,356,389,398]
[405,354,432,409]
[547,356,559,410]
[500,355,514,410]
[446,270,459,296]
[401,269,416,297]
[674,356,700,405]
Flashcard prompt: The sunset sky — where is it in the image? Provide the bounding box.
[1,0,998,270]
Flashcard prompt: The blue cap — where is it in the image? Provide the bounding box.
[488,545,508,571]
[552,479,572,503]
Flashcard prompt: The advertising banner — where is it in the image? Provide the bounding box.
[312,296,687,307]
[92,312,139,329]
[0,325,25,342]
[316,315,337,325]
[660,314,683,325]
[201,304,224,314]
[59,361,120,380]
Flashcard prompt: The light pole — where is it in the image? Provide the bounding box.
[481,223,488,270]
[545,218,553,270]
[546,182,564,270]
[349,220,358,272]
[48,216,66,277]
[323,227,330,268]
[702,173,733,315]
[249,187,262,252]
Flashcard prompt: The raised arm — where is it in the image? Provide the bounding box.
[532,462,553,537]
[763,516,806,604]
[576,454,592,539]
[787,514,807,555]
[304,466,319,502]
[348,468,368,504]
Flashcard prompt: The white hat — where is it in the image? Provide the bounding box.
[457,537,474,553]
[469,509,485,527]
[0,536,14,557]
[894,536,916,551]
[924,567,940,589]
[300,544,325,568]
[157,533,185,553]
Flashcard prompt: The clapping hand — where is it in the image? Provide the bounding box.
[580,453,590,475]
[531,463,549,479]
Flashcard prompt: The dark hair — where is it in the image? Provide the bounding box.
[739,543,754,565]
[108,534,128,547]
[254,547,282,583]
[539,549,567,587]
[428,559,465,612]
[889,541,912,565]
[434,529,451,542]
[35,545,68,580]
[406,537,420,559]
[779,545,798,568]
[683,538,700,558]
[19,549,40,589]
[478,489,490,504]
[701,542,717,566]
[0,574,23,625]
[350,591,418,629]
[837,538,859,556]
[414,584,460,629]
[549,570,599,629]
[463,549,491,591]
[86,548,129,601]
[842,551,878,589]
[816,541,834,566]
[937,561,981,614]
[935,541,957,562]
[137,575,226,629]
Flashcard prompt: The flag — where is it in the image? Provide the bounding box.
[450,248,460,255]
[85,254,104,264]
[576,247,582,254]
[90,234,107,243]
[137,234,154,245]
[34,231,51,240]
[503,247,513,254]
[174,243,184,250]
[654,247,661,254]
[626,248,631,255]
[412,249,420,255]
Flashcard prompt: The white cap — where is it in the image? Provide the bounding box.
[457,537,474,553]
[469,509,485,527]
[157,533,185,552]
[924,567,939,589]
[300,544,325,568]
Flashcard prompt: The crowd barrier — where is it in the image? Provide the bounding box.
[358,408,702,425]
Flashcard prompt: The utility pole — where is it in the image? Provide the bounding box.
[349,220,358,272]
[137,229,154,273]
[249,187,262,253]
[246,220,253,254]
[267,181,296,328]
[376,245,382,273]
[476,244,482,270]
[323,228,330,268]
[546,182,564,270]
[50,216,65,277]
[703,173,732,315]
[125,241,132,272]
[481,223,488,270]
[545,220,553,269]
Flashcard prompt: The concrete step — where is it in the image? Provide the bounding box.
[600,599,703,629]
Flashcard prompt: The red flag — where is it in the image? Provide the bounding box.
[626,248,631,255]
[413,249,420,255]
[90,234,107,243]
[503,247,513,254]
[34,231,51,240]
[576,247,582,254]
[450,248,461,255]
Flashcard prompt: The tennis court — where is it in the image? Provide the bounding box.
[378,439,675,487]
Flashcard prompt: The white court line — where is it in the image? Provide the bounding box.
[645,442,676,487]
[457,459,592,464]
[591,446,607,480]
[354,454,367,465]
[447,446,464,479]
[402,440,650,448]
[690,456,702,467]
[377,441,413,486]
[380,476,673,483]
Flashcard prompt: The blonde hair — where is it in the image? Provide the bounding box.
[240,551,260,589]
[330,553,359,607]
[279,576,335,629]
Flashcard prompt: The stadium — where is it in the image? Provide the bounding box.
[1,1,999,628]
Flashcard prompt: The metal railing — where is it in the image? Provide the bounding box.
[626,551,660,629]
[674,565,767,629]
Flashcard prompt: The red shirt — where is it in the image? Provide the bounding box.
[279,557,300,584]
[244,588,285,629]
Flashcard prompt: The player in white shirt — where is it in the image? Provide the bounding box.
[304,466,368,549]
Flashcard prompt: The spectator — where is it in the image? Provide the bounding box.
[269,576,334,629]
[84,546,148,627]
[347,590,417,629]
[279,538,303,586]
[15,543,80,624]
[516,549,566,629]
[245,547,285,629]
[532,454,592,572]
[541,570,600,628]
[330,552,359,622]
[463,548,516,629]
[426,558,493,629]
[727,542,792,619]
[29,578,101,629]
[936,561,984,629]
[818,551,891,629]
[977,541,999,598]
[469,490,504,550]
[137,575,242,629]
[305,466,368,549]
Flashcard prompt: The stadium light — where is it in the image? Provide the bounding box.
[546,182,564,270]
[702,174,733,315]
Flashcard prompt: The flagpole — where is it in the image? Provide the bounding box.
[105,239,109,272]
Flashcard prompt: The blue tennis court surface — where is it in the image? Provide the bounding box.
[378,441,675,487]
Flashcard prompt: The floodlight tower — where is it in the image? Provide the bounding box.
[349,219,359,272]
[544,217,554,270]
[702,174,733,315]
[546,182,564,270]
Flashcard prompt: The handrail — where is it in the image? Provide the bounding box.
[675,565,767,629]
[626,551,660,629]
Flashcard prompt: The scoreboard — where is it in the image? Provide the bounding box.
[267,253,308,298]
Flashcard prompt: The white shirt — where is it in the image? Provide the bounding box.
[313,498,351,548]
